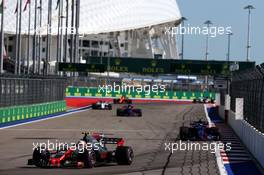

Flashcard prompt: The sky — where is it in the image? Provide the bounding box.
[176,0,263,64]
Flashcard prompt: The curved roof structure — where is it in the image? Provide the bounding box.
[3,0,181,35]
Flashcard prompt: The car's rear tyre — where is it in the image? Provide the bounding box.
[32,148,50,168]
[92,104,97,109]
[180,127,189,141]
[117,109,123,116]
[206,127,221,141]
[135,109,142,117]
[115,146,134,165]
[83,151,96,168]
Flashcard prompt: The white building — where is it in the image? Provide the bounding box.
[3,0,182,72]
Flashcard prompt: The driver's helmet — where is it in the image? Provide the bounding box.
[78,140,86,146]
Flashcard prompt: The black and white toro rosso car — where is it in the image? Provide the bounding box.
[117,105,142,117]
[28,132,134,168]
[180,120,220,141]
[92,101,112,110]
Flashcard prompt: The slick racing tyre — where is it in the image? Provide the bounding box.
[84,150,96,168]
[117,109,126,116]
[133,109,142,117]
[115,146,134,165]
[180,127,190,141]
[92,104,97,109]
[32,148,50,168]
[113,99,119,104]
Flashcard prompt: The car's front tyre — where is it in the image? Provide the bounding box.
[32,148,50,168]
[115,146,134,165]
[82,150,96,168]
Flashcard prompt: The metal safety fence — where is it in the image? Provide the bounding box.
[0,74,66,108]
[230,63,264,132]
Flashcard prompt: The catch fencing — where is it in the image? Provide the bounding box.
[230,63,264,132]
[0,74,66,108]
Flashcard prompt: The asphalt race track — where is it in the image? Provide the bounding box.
[0,103,220,175]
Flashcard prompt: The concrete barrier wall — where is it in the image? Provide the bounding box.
[219,106,264,168]
[0,101,66,125]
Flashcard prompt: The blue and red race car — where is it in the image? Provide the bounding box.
[28,132,134,168]
[117,105,142,117]
[180,120,220,141]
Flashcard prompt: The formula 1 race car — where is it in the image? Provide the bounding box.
[92,101,112,110]
[180,120,220,141]
[192,97,215,104]
[28,132,134,168]
[117,105,142,117]
[113,96,132,104]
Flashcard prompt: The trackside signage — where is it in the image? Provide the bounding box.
[66,87,216,100]
[86,56,255,75]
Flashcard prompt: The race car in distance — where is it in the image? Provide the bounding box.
[192,97,215,104]
[28,132,134,168]
[117,105,142,117]
[180,119,220,141]
[92,101,112,110]
[113,96,132,104]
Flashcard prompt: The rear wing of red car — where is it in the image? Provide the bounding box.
[83,132,125,146]
[101,137,125,146]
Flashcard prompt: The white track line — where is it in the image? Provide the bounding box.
[204,104,227,175]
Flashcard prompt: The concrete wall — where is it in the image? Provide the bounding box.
[219,105,264,168]
[219,105,225,120]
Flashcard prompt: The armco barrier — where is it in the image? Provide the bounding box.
[0,101,66,124]
[219,105,264,168]
[66,87,216,100]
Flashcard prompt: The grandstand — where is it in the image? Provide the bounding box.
[3,0,182,74]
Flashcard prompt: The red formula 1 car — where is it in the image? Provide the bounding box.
[117,105,142,117]
[113,96,132,104]
[28,132,134,168]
